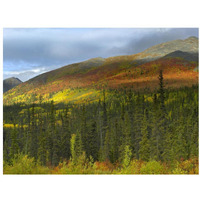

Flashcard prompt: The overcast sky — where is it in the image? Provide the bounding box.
[3,28,198,82]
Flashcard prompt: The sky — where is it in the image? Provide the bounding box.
[3,28,198,82]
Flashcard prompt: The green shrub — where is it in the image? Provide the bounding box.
[172,167,186,174]
[140,160,164,174]
[4,154,50,174]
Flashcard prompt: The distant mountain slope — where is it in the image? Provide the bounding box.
[135,36,198,60]
[3,77,22,93]
[163,50,198,62]
[3,36,199,105]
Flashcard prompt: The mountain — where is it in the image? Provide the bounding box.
[163,50,198,62]
[3,37,199,105]
[135,36,198,60]
[3,77,22,93]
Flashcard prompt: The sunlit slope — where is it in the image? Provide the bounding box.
[3,37,199,105]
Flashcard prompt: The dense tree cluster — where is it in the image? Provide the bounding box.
[3,72,198,167]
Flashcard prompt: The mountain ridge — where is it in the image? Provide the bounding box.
[3,36,199,105]
[3,77,22,93]
[24,36,199,84]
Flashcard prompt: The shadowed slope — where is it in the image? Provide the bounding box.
[3,77,22,93]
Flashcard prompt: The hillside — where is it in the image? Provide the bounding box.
[3,77,22,93]
[3,36,199,105]
[135,36,198,60]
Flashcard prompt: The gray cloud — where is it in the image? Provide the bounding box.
[3,28,198,81]
[3,66,49,81]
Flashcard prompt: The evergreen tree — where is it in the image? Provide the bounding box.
[172,116,188,161]
[134,94,143,159]
[102,89,108,140]
[38,129,47,165]
[80,105,87,152]
[139,110,150,161]
[150,94,160,160]
[86,120,99,161]
[46,101,56,165]
[190,121,198,158]
[52,128,60,166]
[72,131,83,163]
[29,103,38,160]
[120,112,132,163]
[60,106,71,160]
[10,125,19,159]
[102,128,111,161]
[109,120,119,163]
[122,145,132,168]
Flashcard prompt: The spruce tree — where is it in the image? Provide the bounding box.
[86,120,99,161]
[10,125,19,159]
[29,103,38,160]
[109,120,119,163]
[60,106,71,160]
[150,94,160,160]
[120,112,132,164]
[172,116,188,161]
[134,94,143,159]
[72,131,83,163]
[139,110,150,161]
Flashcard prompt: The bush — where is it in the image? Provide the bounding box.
[140,160,164,174]
[172,167,186,174]
[3,154,50,174]
[119,160,143,174]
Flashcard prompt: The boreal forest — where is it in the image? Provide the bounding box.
[3,36,199,174]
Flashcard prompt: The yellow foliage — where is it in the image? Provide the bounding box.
[3,124,28,129]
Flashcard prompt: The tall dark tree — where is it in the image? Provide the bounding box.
[29,103,38,160]
[60,106,71,160]
[139,110,150,161]
[85,120,99,161]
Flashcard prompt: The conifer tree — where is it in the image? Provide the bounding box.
[38,129,47,165]
[134,94,143,159]
[190,121,198,158]
[102,128,111,161]
[139,110,150,161]
[10,125,19,159]
[120,112,132,163]
[46,100,56,165]
[60,106,71,160]
[86,120,99,161]
[80,105,87,152]
[109,120,119,163]
[102,89,108,140]
[122,145,132,168]
[29,103,38,160]
[70,134,76,163]
[162,131,172,162]
[157,70,167,160]
[150,94,160,160]
[172,116,188,160]
[52,128,60,166]
[71,131,83,163]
